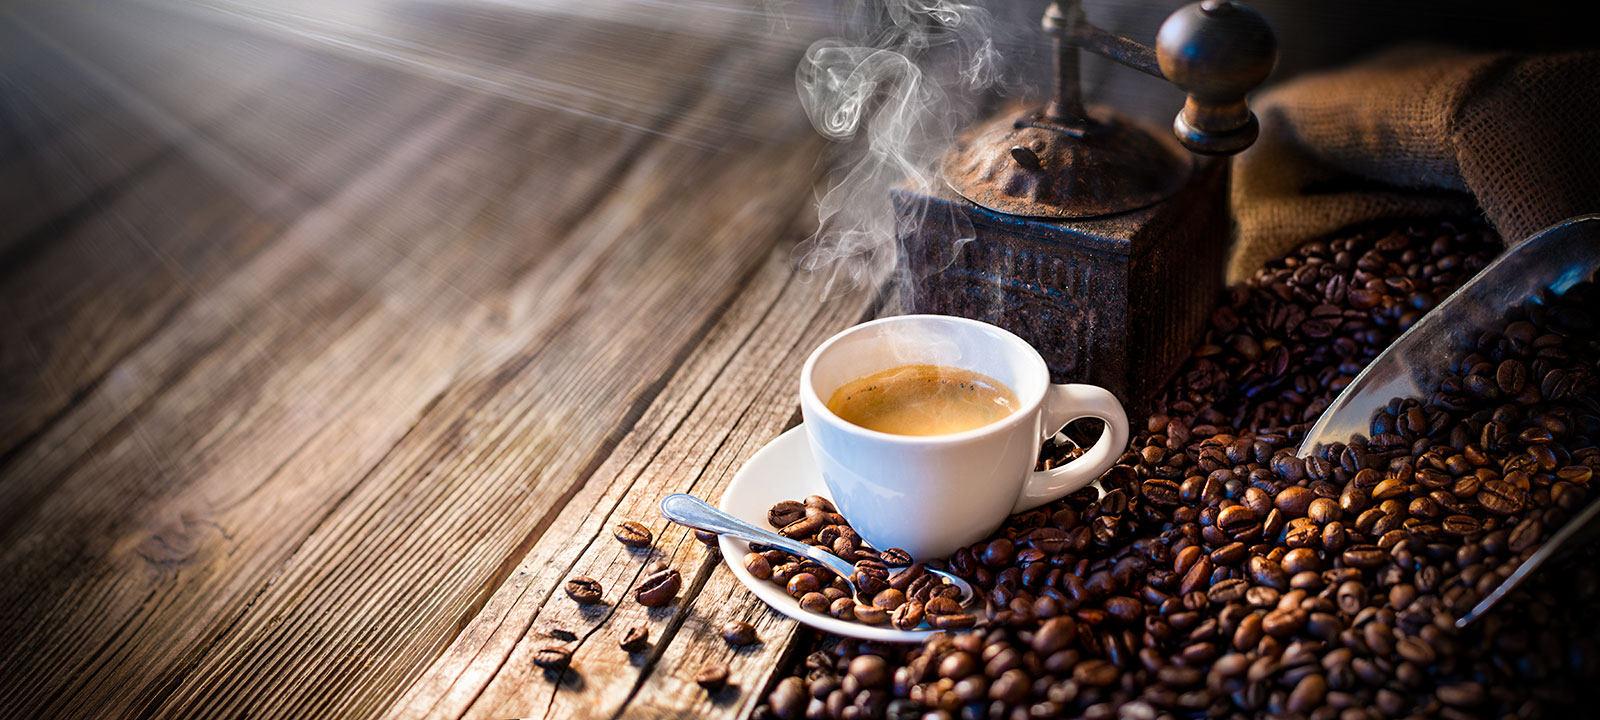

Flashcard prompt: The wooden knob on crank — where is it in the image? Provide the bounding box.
[1156,0,1277,156]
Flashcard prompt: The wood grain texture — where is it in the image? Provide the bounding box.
[0,0,854,717]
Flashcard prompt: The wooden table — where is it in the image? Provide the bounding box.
[0,1,872,717]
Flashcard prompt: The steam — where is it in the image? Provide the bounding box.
[794,0,1003,297]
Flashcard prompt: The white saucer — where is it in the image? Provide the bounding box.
[718,424,939,642]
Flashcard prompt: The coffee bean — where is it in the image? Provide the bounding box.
[1497,359,1528,394]
[1218,505,1258,534]
[565,576,603,605]
[872,588,907,610]
[1336,580,1367,615]
[1144,478,1181,505]
[1396,635,1436,664]
[768,676,807,720]
[803,495,836,513]
[799,592,830,613]
[1442,514,1482,536]
[981,538,1015,567]
[1341,545,1386,569]
[1276,486,1315,515]
[743,552,772,580]
[1509,518,1543,553]
[720,620,758,646]
[880,548,913,566]
[692,529,719,547]
[828,597,855,621]
[787,573,820,597]
[533,645,572,670]
[635,568,681,607]
[1287,673,1328,713]
[778,514,825,539]
[1247,556,1289,590]
[1306,497,1341,524]
[1478,479,1526,515]
[613,521,653,548]
[927,612,975,630]
[924,595,963,617]
[890,600,924,630]
[854,603,888,625]
[620,625,648,652]
[1262,607,1306,637]
[695,662,730,690]
[848,654,889,687]
[1208,578,1248,604]
[1104,596,1144,623]
[1072,659,1118,687]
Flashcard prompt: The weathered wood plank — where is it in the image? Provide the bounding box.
[375,226,873,719]
[446,251,871,720]
[0,6,300,246]
[0,17,470,482]
[0,9,829,720]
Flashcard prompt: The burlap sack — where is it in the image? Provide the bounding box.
[1228,46,1600,283]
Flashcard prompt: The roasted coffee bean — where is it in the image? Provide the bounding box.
[828,597,855,621]
[743,552,772,580]
[1287,673,1328,713]
[1247,556,1289,590]
[613,521,653,548]
[1509,518,1543,553]
[1341,545,1387,569]
[1442,514,1482,536]
[803,495,835,513]
[768,502,806,529]
[1478,479,1526,515]
[880,548,913,566]
[695,662,730,690]
[927,612,975,630]
[921,592,953,614]
[1276,486,1315,516]
[533,645,572,670]
[854,603,888,625]
[872,588,907,610]
[778,513,825,539]
[848,654,889,687]
[1218,505,1258,533]
[620,625,649,652]
[787,573,820,597]
[720,620,758,646]
[1144,478,1181,505]
[635,568,681,607]
[799,592,830,613]
[1072,659,1118,687]
[565,576,604,605]
[1396,636,1436,664]
[890,600,925,630]
[768,676,807,720]
[852,559,890,596]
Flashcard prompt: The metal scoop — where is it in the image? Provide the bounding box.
[1295,215,1600,628]
[658,493,977,608]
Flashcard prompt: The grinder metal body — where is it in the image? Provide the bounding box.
[894,0,1277,413]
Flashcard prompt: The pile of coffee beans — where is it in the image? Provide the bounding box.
[756,219,1600,719]
[748,495,970,630]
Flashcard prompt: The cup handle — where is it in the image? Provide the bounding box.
[1011,384,1129,514]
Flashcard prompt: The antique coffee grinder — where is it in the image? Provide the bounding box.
[894,0,1276,412]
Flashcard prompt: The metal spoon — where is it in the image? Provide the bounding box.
[658,493,977,607]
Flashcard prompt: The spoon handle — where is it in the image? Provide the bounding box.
[658,493,856,578]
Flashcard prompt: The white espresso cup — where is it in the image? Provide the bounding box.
[799,315,1129,560]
